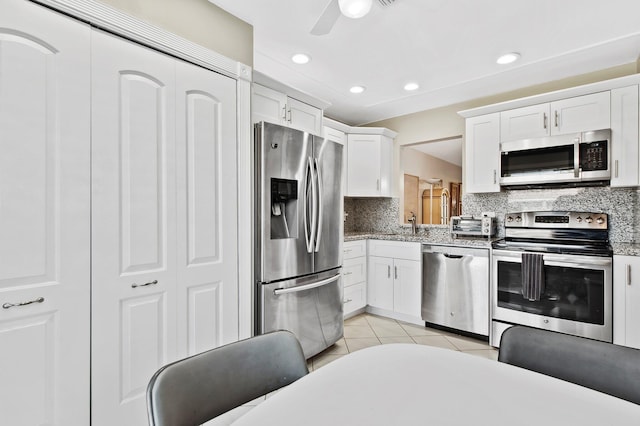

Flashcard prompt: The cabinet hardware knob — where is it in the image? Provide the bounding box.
[554,110,559,127]
[3,297,45,309]
[543,112,547,129]
[627,264,632,286]
[343,299,353,304]
[132,279,158,288]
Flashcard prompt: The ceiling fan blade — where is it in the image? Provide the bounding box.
[310,0,341,36]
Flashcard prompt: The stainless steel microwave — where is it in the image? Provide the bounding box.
[500,129,611,187]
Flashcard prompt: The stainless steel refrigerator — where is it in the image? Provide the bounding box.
[255,121,344,359]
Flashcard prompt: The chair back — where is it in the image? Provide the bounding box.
[498,326,640,405]
[147,330,308,426]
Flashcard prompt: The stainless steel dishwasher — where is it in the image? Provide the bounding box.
[421,245,489,336]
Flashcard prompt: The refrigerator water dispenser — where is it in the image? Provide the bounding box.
[271,178,298,239]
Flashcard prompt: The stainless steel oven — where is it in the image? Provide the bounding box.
[491,211,612,347]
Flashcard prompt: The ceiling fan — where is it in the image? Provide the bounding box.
[311,0,396,36]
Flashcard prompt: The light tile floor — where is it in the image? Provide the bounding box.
[309,313,498,371]
[208,313,497,425]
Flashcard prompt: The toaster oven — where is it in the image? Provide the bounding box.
[450,216,496,239]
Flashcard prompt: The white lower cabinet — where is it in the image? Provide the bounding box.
[367,240,422,323]
[343,241,367,317]
[613,255,640,349]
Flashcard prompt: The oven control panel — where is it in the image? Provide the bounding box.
[504,211,607,230]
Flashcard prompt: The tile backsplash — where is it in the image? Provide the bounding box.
[345,186,640,243]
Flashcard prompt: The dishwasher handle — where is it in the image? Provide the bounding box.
[443,254,464,259]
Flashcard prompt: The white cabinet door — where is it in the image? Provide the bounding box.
[91,30,178,426]
[610,86,639,187]
[550,91,611,135]
[324,126,347,193]
[252,84,323,135]
[613,255,640,349]
[367,256,394,310]
[175,61,239,359]
[500,103,550,142]
[288,97,322,135]
[252,83,286,126]
[346,134,393,196]
[465,113,500,193]
[0,1,90,424]
[393,259,422,318]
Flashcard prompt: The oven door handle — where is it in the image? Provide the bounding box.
[494,254,611,268]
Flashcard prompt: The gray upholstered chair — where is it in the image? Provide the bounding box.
[146,330,309,426]
[498,325,640,405]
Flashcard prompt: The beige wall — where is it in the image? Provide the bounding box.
[97,0,253,66]
[401,147,462,224]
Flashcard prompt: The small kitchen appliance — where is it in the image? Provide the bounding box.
[450,215,496,239]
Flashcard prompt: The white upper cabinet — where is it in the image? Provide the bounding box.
[552,92,610,135]
[500,92,611,142]
[346,134,393,197]
[465,113,501,193]
[252,83,322,135]
[610,85,639,187]
[0,1,91,424]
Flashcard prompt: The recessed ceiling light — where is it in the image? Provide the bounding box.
[496,52,521,65]
[291,53,311,64]
[339,0,373,19]
[350,85,366,94]
[404,82,419,91]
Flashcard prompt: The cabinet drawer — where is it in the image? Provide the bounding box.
[343,257,366,286]
[344,240,366,259]
[344,282,366,316]
[368,240,421,261]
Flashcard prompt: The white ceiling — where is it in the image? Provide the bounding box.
[208,0,640,126]
[407,138,463,167]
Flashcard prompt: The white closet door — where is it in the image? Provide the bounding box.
[0,0,90,425]
[91,30,177,426]
[175,62,239,358]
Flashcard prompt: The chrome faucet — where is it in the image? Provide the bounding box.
[408,212,417,234]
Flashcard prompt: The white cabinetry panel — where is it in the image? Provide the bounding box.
[91,30,177,426]
[613,255,640,349]
[500,103,550,142]
[464,113,500,193]
[0,0,91,424]
[551,92,610,135]
[610,86,639,187]
[175,60,239,359]
[346,134,393,196]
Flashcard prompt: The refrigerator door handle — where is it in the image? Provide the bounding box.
[304,156,317,253]
[273,273,341,295]
[313,157,323,252]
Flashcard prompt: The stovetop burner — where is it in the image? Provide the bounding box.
[492,211,612,257]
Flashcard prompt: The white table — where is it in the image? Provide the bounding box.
[232,344,640,425]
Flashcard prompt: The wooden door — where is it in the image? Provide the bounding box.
[0,0,91,424]
[175,61,239,358]
[422,188,443,224]
[91,30,177,426]
[450,182,462,217]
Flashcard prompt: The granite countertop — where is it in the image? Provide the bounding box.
[344,231,495,248]
[611,242,640,257]
[346,233,640,255]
